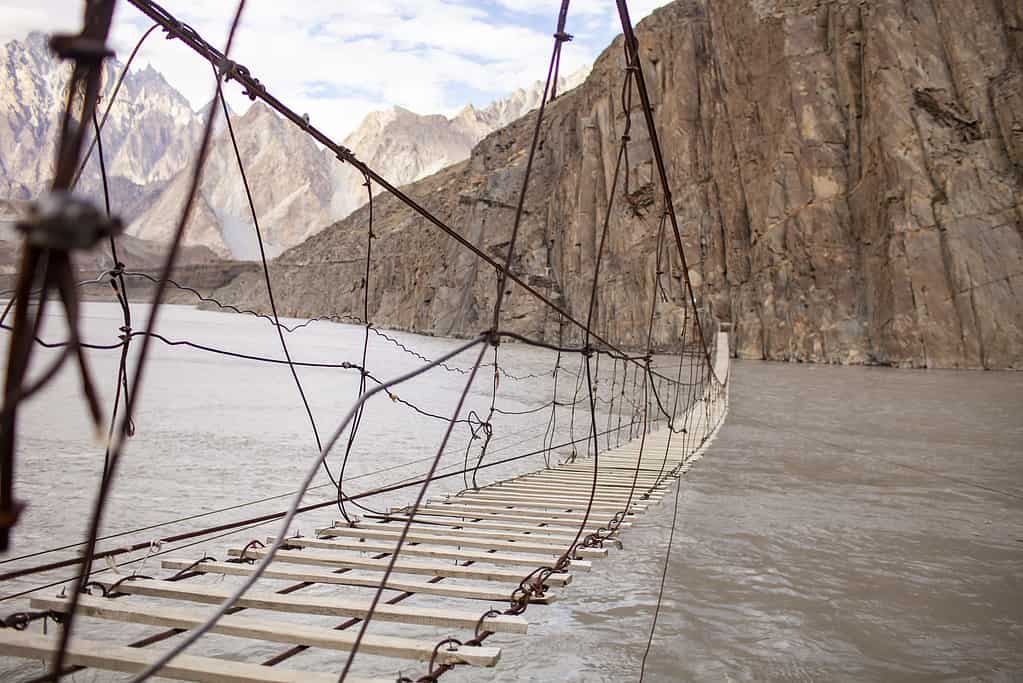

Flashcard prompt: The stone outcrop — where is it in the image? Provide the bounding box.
[214,0,1021,369]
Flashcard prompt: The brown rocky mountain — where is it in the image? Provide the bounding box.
[327,66,592,226]
[214,0,1023,369]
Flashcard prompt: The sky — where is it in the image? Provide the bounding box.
[1,0,670,140]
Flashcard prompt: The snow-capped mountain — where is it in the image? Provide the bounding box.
[0,30,590,259]
[0,32,204,218]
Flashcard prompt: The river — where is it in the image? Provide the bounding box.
[1,302,1021,681]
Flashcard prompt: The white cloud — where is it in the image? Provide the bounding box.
[1,0,671,140]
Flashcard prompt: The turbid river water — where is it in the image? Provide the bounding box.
[1,302,1021,681]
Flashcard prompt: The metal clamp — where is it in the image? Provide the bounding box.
[17,191,122,251]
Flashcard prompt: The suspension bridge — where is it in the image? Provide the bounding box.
[0,0,730,680]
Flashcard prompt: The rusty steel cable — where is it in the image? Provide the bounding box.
[120,0,690,388]
[0,0,117,555]
[46,2,251,677]
[0,1,727,680]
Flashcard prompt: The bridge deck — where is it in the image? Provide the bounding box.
[3,335,729,681]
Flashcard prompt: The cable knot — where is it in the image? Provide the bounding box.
[217,57,238,81]
[17,191,123,251]
[336,145,357,164]
[1,613,31,630]
[49,34,114,63]
[553,31,573,42]
[107,261,125,278]
[482,329,500,347]
[232,539,265,564]
[581,345,595,359]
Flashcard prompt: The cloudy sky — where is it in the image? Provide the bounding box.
[2,0,669,139]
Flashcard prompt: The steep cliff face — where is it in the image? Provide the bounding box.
[215,0,1023,369]
[328,66,591,224]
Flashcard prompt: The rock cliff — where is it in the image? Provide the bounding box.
[220,1,1023,368]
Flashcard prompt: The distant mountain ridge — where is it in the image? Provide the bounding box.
[0,31,590,259]
[0,32,204,219]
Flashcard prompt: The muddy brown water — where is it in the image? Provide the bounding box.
[477,360,1023,682]
[1,303,1021,681]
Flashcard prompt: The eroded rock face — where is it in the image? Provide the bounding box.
[215,0,1023,369]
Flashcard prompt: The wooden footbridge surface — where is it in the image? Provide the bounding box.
[0,336,729,682]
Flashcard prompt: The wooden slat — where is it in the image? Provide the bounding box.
[374,513,622,535]
[483,482,665,500]
[400,504,634,526]
[0,629,388,683]
[359,516,591,538]
[513,473,664,488]
[94,579,528,634]
[434,494,644,513]
[279,535,591,572]
[532,468,664,482]
[499,476,668,491]
[160,559,555,603]
[333,520,580,540]
[226,547,572,587]
[422,501,641,518]
[333,519,615,547]
[319,525,608,558]
[478,484,662,501]
[32,595,503,666]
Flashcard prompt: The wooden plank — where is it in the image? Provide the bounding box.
[484,482,666,500]
[319,525,608,558]
[513,473,665,488]
[401,504,635,526]
[278,536,591,572]
[333,518,615,546]
[421,501,641,518]
[331,519,583,541]
[501,474,669,489]
[486,480,666,497]
[371,513,623,535]
[434,494,644,513]
[226,547,572,587]
[0,629,388,683]
[160,559,555,603]
[93,579,528,634]
[536,468,664,482]
[585,462,683,471]
[32,595,503,666]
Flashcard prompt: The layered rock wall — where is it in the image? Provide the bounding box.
[215,0,1023,368]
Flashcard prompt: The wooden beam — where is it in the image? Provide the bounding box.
[415,502,639,520]
[93,579,528,634]
[319,525,608,558]
[159,559,555,603]
[226,547,571,587]
[277,536,590,572]
[367,513,622,536]
[32,595,503,666]
[433,494,644,513]
[0,629,389,683]
[483,483,665,499]
[398,504,634,526]
[333,519,616,546]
